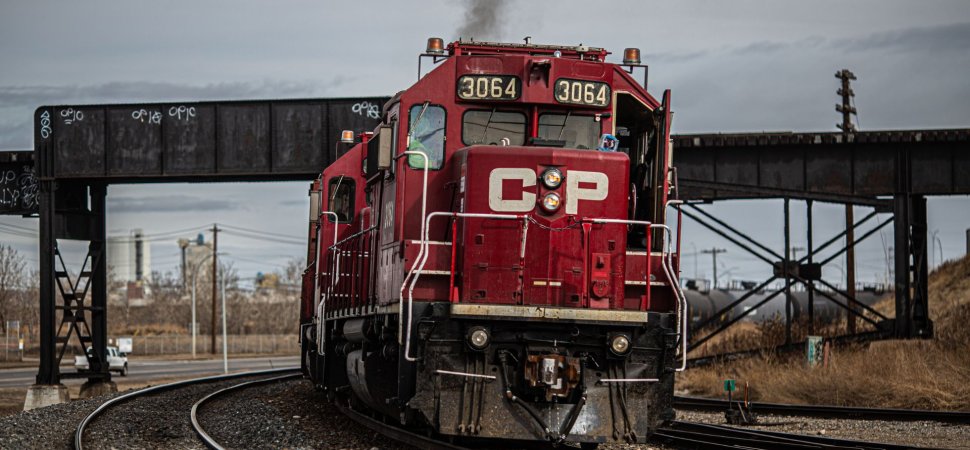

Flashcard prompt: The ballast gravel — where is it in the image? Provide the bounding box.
[601,409,970,450]
[196,378,408,449]
[673,409,970,450]
[2,377,966,449]
[0,376,409,450]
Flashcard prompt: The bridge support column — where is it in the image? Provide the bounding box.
[893,194,933,339]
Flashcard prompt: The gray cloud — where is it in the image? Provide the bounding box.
[832,21,970,53]
[108,195,239,213]
[646,22,970,64]
[0,79,351,107]
[0,118,32,149]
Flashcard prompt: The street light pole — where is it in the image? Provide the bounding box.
[190,252,215,359]
[701,248,727,289]
[221,267,228,374]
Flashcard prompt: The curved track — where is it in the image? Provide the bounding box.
[74,368,299,450]
[674,395,970,424]
[333,402,471,450]
[190,372,303,449]
[656,420,918,450]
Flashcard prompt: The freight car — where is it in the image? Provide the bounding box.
[299,38,686,447]
[683,279,888,329]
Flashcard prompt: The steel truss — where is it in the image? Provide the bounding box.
[681,192,932,357]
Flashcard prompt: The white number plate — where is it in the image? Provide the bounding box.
[554,78,611,107]
[457,75,521,101]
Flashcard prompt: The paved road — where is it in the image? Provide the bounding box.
[0,356,300,388]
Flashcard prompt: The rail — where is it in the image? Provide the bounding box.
[673,395,970,424]
[74,367,299,450]
[190,372,303,449]
[655,420,917,450]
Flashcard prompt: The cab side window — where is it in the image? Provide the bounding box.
[407,105,445,169]
[328,176,355,223]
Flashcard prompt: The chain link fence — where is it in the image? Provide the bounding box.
[124,334,298,356]
[2,334,298,359]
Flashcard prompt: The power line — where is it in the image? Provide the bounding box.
[218,223,305,241]
[219,229,305,246]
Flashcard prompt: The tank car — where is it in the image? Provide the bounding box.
[299,38,686,447]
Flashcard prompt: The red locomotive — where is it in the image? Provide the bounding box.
[299,38,686,446]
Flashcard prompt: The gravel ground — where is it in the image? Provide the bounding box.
[81,374,285,450]
[0,390,124,450]
[2,375,963,450]
[196,377,408,450]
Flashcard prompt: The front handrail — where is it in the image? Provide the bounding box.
[395,150,430,355]
[664,199,688,371]
[401,213,687,371]
[315,211,339,354]
[589,218,688,372]
[402,211,526,361]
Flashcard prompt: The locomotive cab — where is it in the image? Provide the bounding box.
[300,39,686,446]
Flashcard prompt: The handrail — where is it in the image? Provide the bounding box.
[396,150,429,352]
[591,217,687,372]
[664,199,688,371]
[403,211,525,361]
[402,213,687,371]
[653,223,688,372]
[315,211,339,354]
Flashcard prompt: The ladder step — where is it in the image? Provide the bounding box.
[55,271,70,278]
[79,271,92,278]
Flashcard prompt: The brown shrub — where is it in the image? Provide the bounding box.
[678,254,970,411]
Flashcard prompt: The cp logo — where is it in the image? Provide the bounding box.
[488,168,608,214]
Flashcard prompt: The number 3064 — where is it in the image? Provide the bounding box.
[555,79,610,107]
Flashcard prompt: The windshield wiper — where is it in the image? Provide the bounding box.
[557,110,572,140]
[478,108,496,144]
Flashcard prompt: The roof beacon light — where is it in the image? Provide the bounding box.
[623,48,641,65]
[426,37,445,55]
[340,130,355,144]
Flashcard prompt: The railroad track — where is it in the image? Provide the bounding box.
[655,420,918,450]
[674,395,970,424]
[190,372,303,449]
[74,368,299,450]
[334,401,471,450]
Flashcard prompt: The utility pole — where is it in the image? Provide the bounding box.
[211,224,219,354]
[702,248,727,289]
[836,69,858,333]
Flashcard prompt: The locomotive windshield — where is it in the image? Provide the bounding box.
[537,113,600,149]
[407,104,446,169]
[461,109,527,145]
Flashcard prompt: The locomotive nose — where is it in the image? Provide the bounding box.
[456,146,630,307]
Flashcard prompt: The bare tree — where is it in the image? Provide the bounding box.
[0,245,27,334]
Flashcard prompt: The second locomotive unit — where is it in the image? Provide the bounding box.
[300,38,686,446]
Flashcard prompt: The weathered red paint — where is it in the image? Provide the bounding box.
[301,40,677,324]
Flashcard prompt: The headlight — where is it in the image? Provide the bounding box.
[468,326,490,350]
[541,168,563,189]
[540,193,562,213]
[610,334,631,355]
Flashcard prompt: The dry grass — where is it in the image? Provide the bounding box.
[677,254,970,411]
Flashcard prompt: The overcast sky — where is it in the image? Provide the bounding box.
[1,0,969,287]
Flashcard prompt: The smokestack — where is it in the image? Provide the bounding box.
[455,0,507,41]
